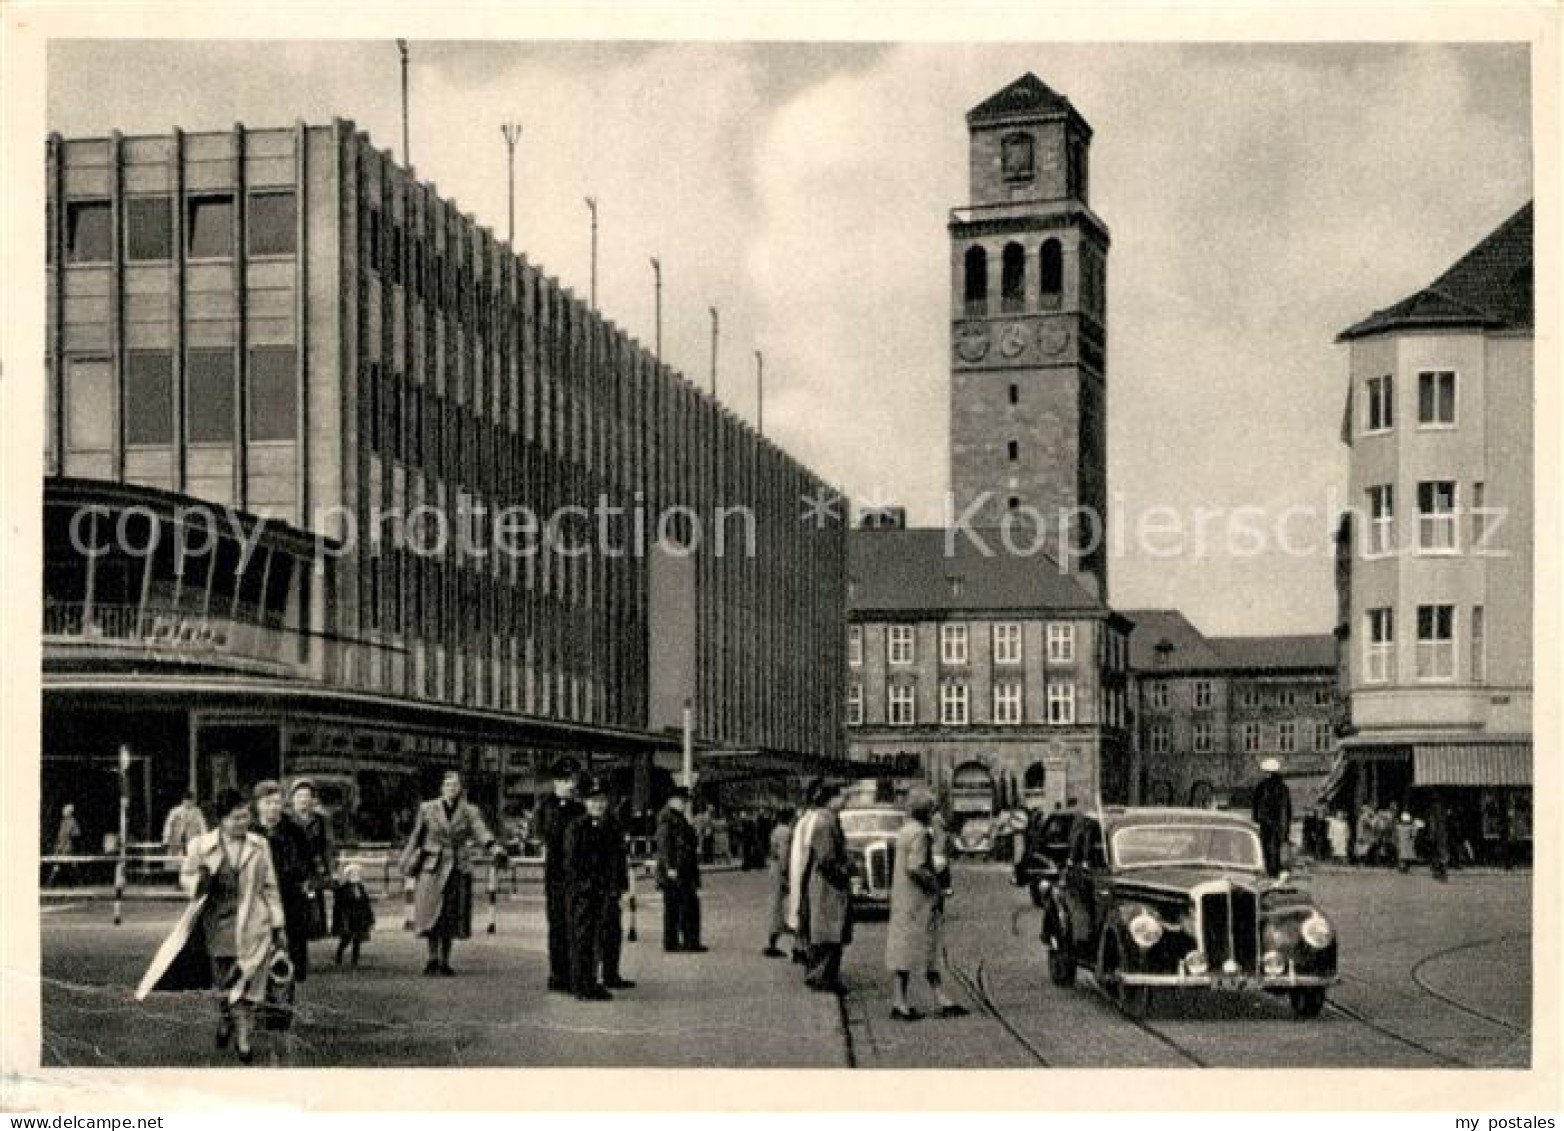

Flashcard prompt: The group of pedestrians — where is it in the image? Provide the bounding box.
[534,761,706,1002]
[138,778,345,1063]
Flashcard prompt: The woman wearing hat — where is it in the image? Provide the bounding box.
[288,778,336,944]
[399,770,506,975]
[254,780,317,982]
[138,788,287,1063]
[886,787,969,1021]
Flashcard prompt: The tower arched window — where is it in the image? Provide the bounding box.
[1040,238,1063,302]
[963,246,988,316]
[1001,242,1026,313]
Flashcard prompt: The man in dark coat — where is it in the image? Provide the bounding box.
[534,760,583,991]
[563,778,630,1001]
[1251,758,1293,877]
[803,781,854,993]
[655,787,704,952]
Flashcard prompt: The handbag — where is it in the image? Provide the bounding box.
[256,949,297,1032]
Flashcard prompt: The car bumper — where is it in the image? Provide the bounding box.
[1119,971,1338,990]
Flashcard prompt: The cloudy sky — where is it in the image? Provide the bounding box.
[47,40,1531,635]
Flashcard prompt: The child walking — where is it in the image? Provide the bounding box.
[332,863,376,966]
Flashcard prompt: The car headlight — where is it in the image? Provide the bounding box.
[1262,950,1287,976]
[1128,910,1164,949]
[1300,912,1334,949]
[1184,951,1209,976]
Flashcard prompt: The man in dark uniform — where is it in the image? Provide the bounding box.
[656,787,705,952]
[597,789,635,990]
[563,777,623,1001]
[533,760,583,992]
[1251,758,1293,877]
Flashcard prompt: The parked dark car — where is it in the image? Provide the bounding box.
[840,806,904,914]
[1041,808,1338,1019]
[1013,808,1078,907]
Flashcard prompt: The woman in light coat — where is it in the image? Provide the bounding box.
[137,788,287,1063]
[886,788,968,1021]
[399,771,505,976]
[763,808,794,958]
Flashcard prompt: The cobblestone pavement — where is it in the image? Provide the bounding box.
[35,865,1529,1068]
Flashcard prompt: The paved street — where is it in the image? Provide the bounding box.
[37,865,1529,1069]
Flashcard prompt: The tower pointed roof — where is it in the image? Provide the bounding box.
[967,72,1077,126]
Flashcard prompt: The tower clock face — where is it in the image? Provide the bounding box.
[954,323,990,363]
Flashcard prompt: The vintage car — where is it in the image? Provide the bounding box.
[840,805,905,913]
[1041,807,1338,1019]
[1012,809,1078,907]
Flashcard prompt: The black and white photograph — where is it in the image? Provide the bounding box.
[1,4,1557,1112]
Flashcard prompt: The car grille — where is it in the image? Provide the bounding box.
[1200,886,1259,972]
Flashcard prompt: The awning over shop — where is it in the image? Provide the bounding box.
[1413,742,1532,787]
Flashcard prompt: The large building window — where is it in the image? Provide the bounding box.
[993,622,1022,665]
[940,623,968,665]
[1416,604,1456,681]
[186,348,235,443]
[1238,685,1261,708]
[1418,370,1456,427]
[1367,484,1394,556]
[1047,682,1075,725]
[1364,374,1393,433]
[940,681,969,726]
[1365,607,1394,683]
[963,246,988,316]
[66,200,112,264]
[247,346,297,442]
[993,680,1023,725]
[1278,688,1297,708]
[1278,721,1296,753]
[1314,686,1332,707]
[1471,605,1486,683]
[1193,679,1213,709]
[66,358,113,450]
[888,683,915,726]
[1001,242,1026,313]
[846,683,863,726]
[888,624,915,666]
[1240,722,1261,753]
[124,351,173,445]
[1047,622,1075,663]
[248,190,297,257]
[1314,722,1332,752]
[1471,482,1490,550]
[1149,723,1170,755]
[1040,238,1063,298]
[1192,721,1213,754]
[1149,681,1170,711]
[186,194,235,259]
[124,195,172,261]
[847,625,863,667]
[1418,480,1457,552]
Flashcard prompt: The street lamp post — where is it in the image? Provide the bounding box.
[115,744,130,926]
[755,349,764,437]
[501,122,522,246]
[649,257,662,361]
[585,197,598,309]
[396,40,410,167]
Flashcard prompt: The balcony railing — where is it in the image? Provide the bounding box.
[44,600,406,684]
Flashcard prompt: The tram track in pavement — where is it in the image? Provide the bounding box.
[1407,932,1529,1037]
[944,951,1053,1066]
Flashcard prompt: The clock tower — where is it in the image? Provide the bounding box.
[948,73,1109,592]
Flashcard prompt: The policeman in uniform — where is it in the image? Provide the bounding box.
[656,786,705,952]
[533,759,583,992]
[563,777,629,1001]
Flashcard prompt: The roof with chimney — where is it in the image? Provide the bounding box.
[847,527,1107,616]
[1122,609,1335,674]
[967,72,1090,134]
[1338,201,1533,341]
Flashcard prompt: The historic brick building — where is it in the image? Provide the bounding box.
[1124,610,1337,810]
[846,524,1132,814]
[42,122,847,844]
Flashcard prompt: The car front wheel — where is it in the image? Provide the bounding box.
[1289,987,1326,1019]
[1098,930,1152,1019]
